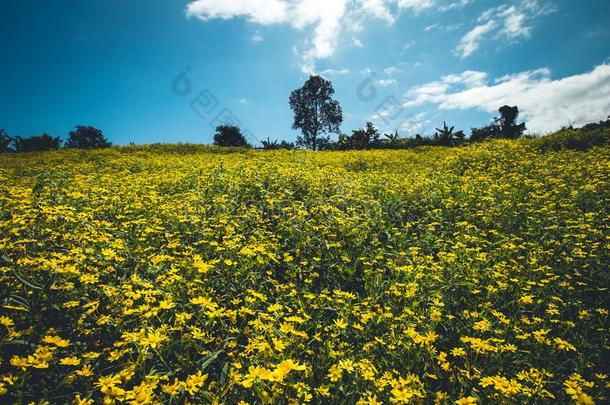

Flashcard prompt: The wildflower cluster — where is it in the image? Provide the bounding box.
[0,140,608,403]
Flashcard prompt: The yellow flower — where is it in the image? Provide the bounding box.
[451,347,467,358]
[60,356,81,366]
[76,365,94,377]
[73,394,94,404]
[190,296,218,311]
[327,364,343,382]
[184,371,208,395]
[0,316,14,328]
[272,359,307,381]
[316,386,331,397]
[10,356,29,368]
[554,337,576,351]
[519,295,534,304]
[480,375,522,397]
[140,328,168,349]
[96,374,123,396]
[455,396,478,404]
[193,255,213,274]
[162,378,183,396]
[242,365,274,388]
[333,318,348,329]
[430,308,442,322]
[42,335,70,347]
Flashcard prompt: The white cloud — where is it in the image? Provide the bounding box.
[404,63,610,133]
[186,0,290,25]
[371,111,429,134]
[376,78,398,86]
[397,112,430,134]
[456,0,555,58]
[251,32,264,42]
[499,5,529,38]
[402,40,415,51]
[455,20,496,58]
[187,0,350,73]
[319,68,351,78]
[357,0,395,23]
[352,38,365,48]
[439,0,473,12]
[397,0,436,12]
[186,0,475,72]
[238,98,249,105]
[425,23,462,32]
[384,66,403,75]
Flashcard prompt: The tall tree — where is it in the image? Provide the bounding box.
[289,75,343,150]
[495,105,526,139]
[65,126,111,149]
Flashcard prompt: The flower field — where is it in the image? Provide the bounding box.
[0,140,608,404]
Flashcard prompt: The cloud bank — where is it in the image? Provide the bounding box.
[404,64,610,133]
[454,0,556,58]
[185,0,472,72]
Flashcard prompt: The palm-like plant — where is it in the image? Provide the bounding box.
[384,131,400,144]
[434,122,455,146]
[262,137,279,150]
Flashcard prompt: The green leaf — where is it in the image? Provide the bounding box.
[11,270,43,290]
[198,349,223,372]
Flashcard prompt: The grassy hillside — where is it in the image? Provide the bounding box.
[0,138,609,403]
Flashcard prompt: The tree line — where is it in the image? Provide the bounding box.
[0,126,111,153]
[2,75,608,153]
[212,75,528,150]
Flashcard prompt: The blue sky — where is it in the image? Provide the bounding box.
[1,0,609,145]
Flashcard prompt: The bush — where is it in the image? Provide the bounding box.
[213,125,250,147]
[14,134,61,152]
[0,129,13,153]
[65,126,111,149]
[534,127,610,152]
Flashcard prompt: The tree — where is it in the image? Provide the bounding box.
[289,75,343,150]
[278,140,295,150]
[0,129,13,153]
[14,134,61,152]
[495,105,526,139]
[338,122,380,150]
[261,138,295,150]
[434,122,465,146]
[384,131,401,148]
[213,125,250,147]
[65,126,111,149]
[261,137,279,150]
[470,124,499,142]
[351,122,380,149]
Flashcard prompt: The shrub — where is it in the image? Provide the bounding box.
[14,133,61,152]
[0,129,13,153]
[534,127,610,151]
[213,125,250,147]
[65,126,111,149]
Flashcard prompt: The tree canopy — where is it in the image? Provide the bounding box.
[0,129,12,153]
[14,134,61,152]
[496,105,526,139]
[213,125,250,147]
[289,75,343,150]
[65,126,111,149]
